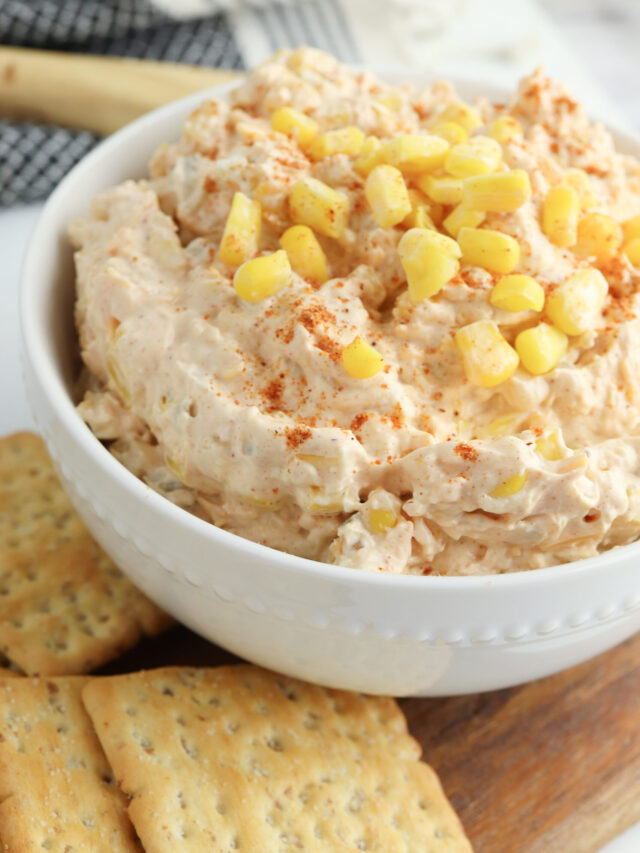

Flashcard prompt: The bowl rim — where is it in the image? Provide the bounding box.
[20,71,640,591]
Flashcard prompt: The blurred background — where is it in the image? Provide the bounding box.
[0,0,638,207]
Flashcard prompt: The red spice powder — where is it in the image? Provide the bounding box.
[284,425,312,449]
[350,413,369,433]
[203,175,217,193]
[454,442,479,462]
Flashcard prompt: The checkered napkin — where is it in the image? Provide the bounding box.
[0,0,359,207]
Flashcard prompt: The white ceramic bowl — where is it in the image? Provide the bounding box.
[21,76,640,696]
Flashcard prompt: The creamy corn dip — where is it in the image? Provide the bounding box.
[72,48,640,575]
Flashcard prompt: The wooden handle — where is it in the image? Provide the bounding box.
[0,46,241,136]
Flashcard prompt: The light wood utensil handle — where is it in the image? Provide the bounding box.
[0,46,241,136]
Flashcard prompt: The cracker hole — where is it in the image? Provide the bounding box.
[162,687,174,697]
[275,681,299,701]
[133,732,153,751]
[225,720,239,734]
[266,736,283,752]
[302,711,320,729]
[125,707,138,717]
[180,737,198,759]
[348,790,366,813]
[56,725,68,735]
[208,697,221,708]
[82,816,96,829]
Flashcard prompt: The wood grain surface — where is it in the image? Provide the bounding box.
[100,628,640,853]
[0,47,239,135]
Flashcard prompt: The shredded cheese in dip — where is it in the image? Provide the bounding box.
[72,48,640,575]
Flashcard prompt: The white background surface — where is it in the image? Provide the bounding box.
[1,1,639,848]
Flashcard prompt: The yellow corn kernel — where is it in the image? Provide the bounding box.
[490,274,545,312]
[296,454,340,468]
[458,227,520,275]
[445,136,502,178]
[306,487,344,514]
[289,177,349,239]
[545,267,608,335]
[381,134,449,176]
[402,189,436,230]
[439,101,482,132]
[166,455,186,481]
[375,91,404,112]
[365,164,411,228]
[536,432,564,461]
[624,237,640,266]
[542,185,580,249]
[270,106,319,149]
[456,417,472,439]
[309,126,365,160]
[487,115,522,145]
[454,320,519,387]
[565,168,596,210]
[369,508,397,533]
[354,136,384,177]
[280,225,328,285]
[416,173,463,206]
[430,121,468,147]
[515,323,568,375]
[443,204,485,238]
[480,414,521,438]
[240,492,280,509]
[233,250,291,303]
[398,228,461,301]
[462,169,531,212]
[490,471,527,499]
[219,192,261,268]
[341,336,385,379]
[573,212,623,262]
[622,213,640,244]
[105,353,131,405]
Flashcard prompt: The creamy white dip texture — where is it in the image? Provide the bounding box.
[72,48,640,575]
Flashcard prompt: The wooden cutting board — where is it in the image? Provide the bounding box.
[101,627,640,852]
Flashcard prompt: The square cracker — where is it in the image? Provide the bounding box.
[83,665,472,852]
[0,432,172,675]
[0,675,139,851]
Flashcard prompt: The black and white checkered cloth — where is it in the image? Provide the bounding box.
[0,0,359,207]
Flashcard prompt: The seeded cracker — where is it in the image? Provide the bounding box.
[0,675,139,851]
[83,665,473,851]
[0,433,171,674]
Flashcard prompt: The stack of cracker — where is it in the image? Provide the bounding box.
[0,432,472,850]
[0,433,172,675]
[0,666,472,851]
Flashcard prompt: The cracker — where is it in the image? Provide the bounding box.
[0,432,171,675]
[0,675,139,851]
[83,665,472,851]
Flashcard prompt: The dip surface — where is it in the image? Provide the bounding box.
[72,48,640,575]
